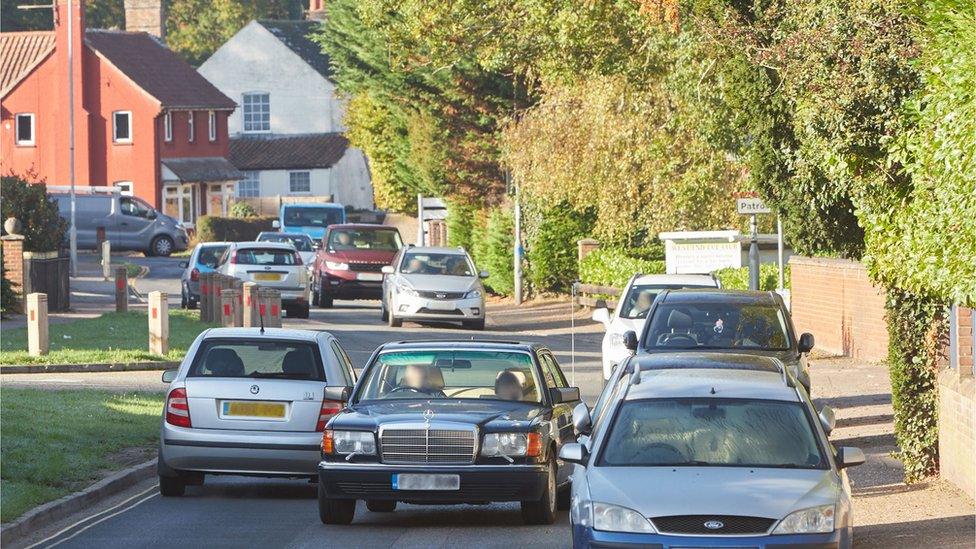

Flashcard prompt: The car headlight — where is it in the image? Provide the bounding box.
[591,502,656,533]
[323,430,376,455]
[325,261,349,270]
[772,505,835,534]
[396,281,418,297]
[465,289,483,299]
[481,432,541,457]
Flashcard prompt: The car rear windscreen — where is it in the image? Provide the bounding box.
[236,248,299,265]
[187,340,325,380]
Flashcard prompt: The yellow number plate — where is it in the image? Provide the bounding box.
[222,401,286,418]
[254,273,281,281]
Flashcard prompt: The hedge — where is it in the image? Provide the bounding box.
[473,208,514,295]
[579,248,665,287]
[713,264,791,291]
[195,215,277,242]
[525,201,595,293]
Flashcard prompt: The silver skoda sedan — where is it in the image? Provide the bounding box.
[157,328,357,496]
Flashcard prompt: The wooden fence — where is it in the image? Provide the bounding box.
[572,282,620,311]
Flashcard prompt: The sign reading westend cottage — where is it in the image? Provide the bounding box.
[660,231,742,274]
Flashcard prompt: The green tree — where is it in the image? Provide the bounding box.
[0,175,68,252]
[0,0,124,32]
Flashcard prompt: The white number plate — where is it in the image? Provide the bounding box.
[357,272,383,282]
[425,300,455,310]
[392,473,460,491]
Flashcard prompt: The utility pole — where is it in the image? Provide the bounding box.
[512,172,523,305]
[416,194,424,246]
[68,0,78,276]
[777,216,784,290]
[748,213,759,290]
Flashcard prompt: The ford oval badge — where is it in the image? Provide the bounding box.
[703,520,724,530]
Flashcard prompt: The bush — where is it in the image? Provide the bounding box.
[525,201,595,293]
[579,248,665,288]
[474,208,514,295]
[229,202,258,219]
[0,176,67,251]
[446,200,476,251]
[713,264,790,291]
[195,215,277,242]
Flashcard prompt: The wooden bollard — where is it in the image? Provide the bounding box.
[258,287,282,328]
[212,274,228,324]
[242,282,259,327]
[27,292,49,356]
[115,267,128,313]
[101,240,111,280]
[221,288,242,327]
[199,272,211,322]
[148,291,169,355]
[232,279,244,326]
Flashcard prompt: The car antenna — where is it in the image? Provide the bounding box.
[259,306,265,334]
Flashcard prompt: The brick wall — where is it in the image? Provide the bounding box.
[789,256,889,361]
[1,235,25,312]
[940,306,975,499]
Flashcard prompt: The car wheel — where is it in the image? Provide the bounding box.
[463,318,485,330]
[159,475,185,497]
[319,280,334,309]
[180,286,189,309]
[557,482,572,511]
[298,304,310,319]
[380,299,389,322]
[521,455,557,525]
[318,482,356,524]
[387,305,402,328]
[311,280,320,307]
[150,235,174,257]
[366,499,396,513]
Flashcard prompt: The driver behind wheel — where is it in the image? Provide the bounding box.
[398,364,446,396]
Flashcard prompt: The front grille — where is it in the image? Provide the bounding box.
[417,307,463,315]
[380,427,476,464]
[349,263,386,273]
[417,290,466,299]
[651,515,775,536]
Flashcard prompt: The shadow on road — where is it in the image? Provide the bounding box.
[854,514,975,548]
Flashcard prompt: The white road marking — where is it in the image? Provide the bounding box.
[28,485,159,549]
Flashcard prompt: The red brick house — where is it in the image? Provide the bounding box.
[0,0,242,228]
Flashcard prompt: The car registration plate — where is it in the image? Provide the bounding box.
[254,273,281,281]
[392,473,460,491]
[425,300,454,310]
[357,272,383,282]
[221,400,286,419]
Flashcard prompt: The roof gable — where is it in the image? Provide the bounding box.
[1,31,55,97]
[256,20,331,79]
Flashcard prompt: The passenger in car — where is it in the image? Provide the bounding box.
[205,348,245,377]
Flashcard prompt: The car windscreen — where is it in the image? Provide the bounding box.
[356,351,542,403]
[258,233,313,252]
[620,284,705,319]
[282,207,343,227]
[328,229,402,251]
[197,245,228,268]
[235,248,299,265]
[643,302,791,351]
[598,398,825,469]
[187,340,325,380]
[400,252,473,276]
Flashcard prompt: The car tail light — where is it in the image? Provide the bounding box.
[316,398,343,431]
[165,387,191,428]
[322,429,334,454]
[190,268,200,281]
[526,432,542,457]
[293,251,303,265]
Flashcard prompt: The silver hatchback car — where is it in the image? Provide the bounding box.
[157,328,357,496]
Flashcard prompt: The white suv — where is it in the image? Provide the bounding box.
[593,273,719,380]
[216,242,310,318]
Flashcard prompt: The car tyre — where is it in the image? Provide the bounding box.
[319,280,334,309]
[557,482,571,511]
[366,499,397,513]
[150,235,174,257]
[180,286,189,309]
[521,455,557,525]
[159,475,185,497]
[311,280,320,307]
[463,318,485,330]
[318,483,356,525]
[387,309,402,328]
[297,304,310,319]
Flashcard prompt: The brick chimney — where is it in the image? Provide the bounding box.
[124,0,165,40]
[307,0,326,21]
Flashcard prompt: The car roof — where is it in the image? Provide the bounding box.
[630,352,785,374]
[200,327,327,342]
[661,289,782,305]
[282,203,343,208]
[632,274,718,286]
[624,368,800,402]
[327,224,398,230]
[379,339,542,352]
[404,246,469,255]
[258,232,312,239]
[230,241,295,250]
[195,241,231,247]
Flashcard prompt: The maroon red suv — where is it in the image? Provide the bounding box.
[311,224,403,308]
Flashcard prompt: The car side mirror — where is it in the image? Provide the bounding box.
[623,330,638,352]
[146,209,158,220]
[178,261,189,268]
[271,220,281,229]
[324,386,353,403]
[558,442,588,466]
[836,446,865,469]
[381,265,395,274]
[798,332,815,353]
[550,386,581,404]
[161,369,178,383]
[479,270,489,279]
[591,307,611,329]
[572,402,592,436]
[818,405,836,435]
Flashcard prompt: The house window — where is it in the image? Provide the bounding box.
[163,112,172,142]
[114,181,134,196]
[15,113,35,145]
[208,110,217,142]
[113,111,132,143]
[188,111,195,142]
[242,92,270,133]
[289,171,311,194]
[237,171,260,197]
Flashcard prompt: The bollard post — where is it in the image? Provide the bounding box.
[210,274,223,324]
[221,288,242,327]
[258,287,282,328]
[199,273,212,322]
[148,291,169,355]
[101,240,111,280]
[242,282,259,327]
[115,267,128,313]
[27,292,49,356]
[232,279,244,327]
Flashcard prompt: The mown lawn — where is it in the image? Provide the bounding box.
[0,389,165,522]
[0,310,217,365]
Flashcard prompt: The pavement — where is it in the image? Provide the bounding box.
[3,256,974,548]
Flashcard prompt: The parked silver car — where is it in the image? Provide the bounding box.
[380,246,488,330]
[563,353,864,548]
[157,328,357,496]
[178,242,230,309]
[215,241,311,318]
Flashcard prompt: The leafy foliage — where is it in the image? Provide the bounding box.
[472,209,514,295]
[1,256,17,316]
[0,176,67,252]
[0,0,124,32]
[229,201,258,218]
[523,201,596,293]
[578,249,666,288]
[713,264,790,291]
[195,215,276,242]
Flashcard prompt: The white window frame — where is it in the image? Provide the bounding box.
[163,111,172,142]
[237,171,260,198]
[288,171,311,194]
[208,110,217,142]
[15,113,35,145]
[242,92,271,133]
[187,111,195,142]
[113,111,132,143]
[114,181,134,196]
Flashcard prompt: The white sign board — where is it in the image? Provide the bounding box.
[664,240,742,274]
[736,197,771,215]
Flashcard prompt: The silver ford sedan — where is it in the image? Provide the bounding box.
[157,328,357,496]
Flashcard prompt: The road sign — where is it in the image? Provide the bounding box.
[737,197,771,215]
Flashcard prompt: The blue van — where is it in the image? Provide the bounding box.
[276,203,346,241]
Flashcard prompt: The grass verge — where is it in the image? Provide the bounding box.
[0,389,164,522]
[0,310,217,365]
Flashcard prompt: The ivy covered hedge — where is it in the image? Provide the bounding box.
[195,215,277,243]
[713,265,790,291]
[579,249,665,287]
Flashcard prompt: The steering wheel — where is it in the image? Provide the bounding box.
[388,386,424,395]
[641,442,685,462]
[658,333,697,347]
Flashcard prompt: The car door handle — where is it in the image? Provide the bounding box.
[120,222,128,226]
